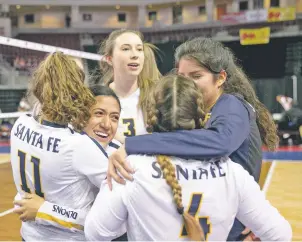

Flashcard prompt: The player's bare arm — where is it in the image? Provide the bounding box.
[107,145,134,190]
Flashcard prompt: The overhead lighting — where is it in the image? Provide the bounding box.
[116,5,120,10]
[16,5,21,9]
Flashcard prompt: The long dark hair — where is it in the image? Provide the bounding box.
[174,38,279,151]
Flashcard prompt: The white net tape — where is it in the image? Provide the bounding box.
[0,36,102,61]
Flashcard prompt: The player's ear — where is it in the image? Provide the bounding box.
[105,55,113,66]
[217,70,227,88]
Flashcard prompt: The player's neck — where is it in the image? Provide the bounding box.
[40,115,67,126]
[110,75,138,98]
[205,91,223,113]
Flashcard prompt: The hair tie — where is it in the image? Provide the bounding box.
[177,206,184,215]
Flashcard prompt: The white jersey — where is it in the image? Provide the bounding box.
[118,88,147,137]
[25,139,122,235]
[10,114,109,241]
[85,155,292,241]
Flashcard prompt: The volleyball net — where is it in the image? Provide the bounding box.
[0,35,102,141]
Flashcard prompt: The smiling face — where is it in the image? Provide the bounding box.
[109,32,145,79]
[84,96,120,147]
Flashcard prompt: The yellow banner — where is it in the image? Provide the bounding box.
[268,7,296,22]
[240,27,270,45]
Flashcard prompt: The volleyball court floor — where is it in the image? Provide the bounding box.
[0,141,301,241]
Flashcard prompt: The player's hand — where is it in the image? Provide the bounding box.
[241,228,252,241]
[114,132,125,144]
[107,145,134,190]
[242,228,261,241]
[276,95,283,102]
[13,193,45,222]
[243,232,261,241]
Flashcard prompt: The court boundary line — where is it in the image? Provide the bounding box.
[0,208,14,217]
[0,159,13,218]
[262,160,277,194]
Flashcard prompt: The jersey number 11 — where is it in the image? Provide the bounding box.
[18,150,44,198]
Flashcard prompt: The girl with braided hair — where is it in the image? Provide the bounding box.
[84,75,291,241]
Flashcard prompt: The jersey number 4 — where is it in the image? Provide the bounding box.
[180,193,211,240]
[18,150,44,198]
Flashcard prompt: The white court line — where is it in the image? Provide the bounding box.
[0,208,14,217]
[262,160,277,195]
[0,159,13,218]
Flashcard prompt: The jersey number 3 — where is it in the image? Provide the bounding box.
[123,118,136,137]
[180,193,211,240]
[18,150,44,198]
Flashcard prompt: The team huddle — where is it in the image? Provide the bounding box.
[10,29,292,241]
